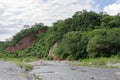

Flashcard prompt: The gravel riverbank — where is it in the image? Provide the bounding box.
[0,60,120,80]
[29,60,120,80]
[0,61,35,80]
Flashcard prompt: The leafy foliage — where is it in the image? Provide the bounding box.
[87,28,120,57]
[4,23,48,47]
[54,31,91,60]
[0,42,5,52]
[1,10,120,60]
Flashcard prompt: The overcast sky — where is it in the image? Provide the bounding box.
[0,0,119,41]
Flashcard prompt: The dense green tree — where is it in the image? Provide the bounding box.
[72,10,102,30]
[87,28,120,58]
[54,31,92,60]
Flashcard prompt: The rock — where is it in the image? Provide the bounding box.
[90,76,95,79]
[115,72,120,80]
[106,62,120,68]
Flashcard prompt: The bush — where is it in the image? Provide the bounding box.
[54,31,92,60]
[87,28,120,58]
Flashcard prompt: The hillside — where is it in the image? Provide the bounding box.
[4,23,48,52]
[0,42,4,51]
[6,33,36,52]
[1,10,120,60]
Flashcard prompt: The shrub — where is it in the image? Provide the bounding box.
[54,31,91,60]
[87,28,120,58]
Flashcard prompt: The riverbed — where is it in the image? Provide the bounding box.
[28,60,120,80]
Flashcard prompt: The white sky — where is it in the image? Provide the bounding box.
[0,0,120,41]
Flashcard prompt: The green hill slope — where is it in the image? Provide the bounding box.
[2,10,120,60]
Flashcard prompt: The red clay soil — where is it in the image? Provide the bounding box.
[6,33,35,52]
[6,28,47,52]
[6,29,47,52]
[39,28,47,33]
